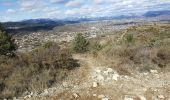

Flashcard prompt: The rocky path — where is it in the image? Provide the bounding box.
[19,54,170,100]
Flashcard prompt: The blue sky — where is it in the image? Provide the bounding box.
[0,0,170,22]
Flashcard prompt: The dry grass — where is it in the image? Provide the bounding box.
[91,24,170,75]
[0,43,79,99]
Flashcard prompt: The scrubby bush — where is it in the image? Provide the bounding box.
[43,41,54,49]
[0,43,79,99]
[98,25,170,74]
[91,42,103,51]
[124,34,135,44]
[72,33,89,53]
[0,24,5,31]
[0,23,16,56]
[89,41,104,57]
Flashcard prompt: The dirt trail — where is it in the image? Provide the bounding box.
[72,54,99,68]
[23,54,170,100]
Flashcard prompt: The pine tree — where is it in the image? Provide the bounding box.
[0,23,16,56]
[72,33,89,53]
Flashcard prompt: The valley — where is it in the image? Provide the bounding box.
[8,20,170,100]
[0,9,170,100]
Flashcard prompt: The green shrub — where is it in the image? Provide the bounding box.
[72,33,89,53]
[0,24,5,31]
[124,34,134,44]
[0,24,16,56]
[91,42,103,51]
[43,41,53,49]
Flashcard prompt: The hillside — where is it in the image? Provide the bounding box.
[0,21,170,100]
[20,23,170,100]
[143,10,170,17]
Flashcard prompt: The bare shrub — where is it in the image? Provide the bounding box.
[0,43,79,99]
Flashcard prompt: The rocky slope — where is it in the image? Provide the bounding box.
[14,54,170,100]
[9,23,170,100]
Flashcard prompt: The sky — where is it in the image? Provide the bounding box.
[0,0,170,22]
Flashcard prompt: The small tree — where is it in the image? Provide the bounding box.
[0,24,16,56]
[124,34,134,44]
[0,24,5,31]
[72,33,89,53]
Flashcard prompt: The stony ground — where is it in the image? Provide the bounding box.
[17,54,170,100]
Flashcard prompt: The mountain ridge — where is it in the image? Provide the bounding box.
[2,10,170,33]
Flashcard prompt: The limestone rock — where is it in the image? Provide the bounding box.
[97,75,105,81]
[62,82,69,88]
[98,94,105,98]
[150,70,158,74]
[93,82,98,87]
[102,97,109,100]
[124,96,134,100]
[112,73,119,81]
[73,93,79,98]
[41,89,49,96]
[107,68,113,73]
[158,95,164,99]
[93,94,97,97]
[138,95,146,100]
[96,69,102,73]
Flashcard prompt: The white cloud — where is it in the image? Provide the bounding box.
[18,0,46,12]
[1,0,170,22]
[47,10,61,17]
[6,9,16,14]
[50,0,70,4]
[65,9,79,15]
[93,0,105,4]
[66,0,83,7]
[42,7,61,18]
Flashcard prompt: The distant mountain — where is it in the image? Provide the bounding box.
[143,10,170,17]
[3,19,80,34]
[2,10,170,34]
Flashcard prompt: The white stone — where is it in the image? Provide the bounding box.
[103,71,109,75]
[98,94,105,98]
[143,72,148,75]
[30,92,34,96]
[124,96,134,100]
[143,88,147,92]
[158,95,164,99]
[93,94,97,97]
[41,89,49,96]
[102,97,109,100]
[62,82,69,88]
[13,97,17,100]
[93,82,98,87]
[124,97,133,100]
[138,95,147,100]
[27,95,32,98]
[96,69,102,73]
[97,75,105,81]
[124,75,129,79]
[107,68,113,73]
[112,73,119,81]
[150,70,158,73]
[73,93,79,98]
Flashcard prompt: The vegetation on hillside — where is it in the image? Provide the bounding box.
[0,43,79,99]
[0,24,79,99]
[0,23,170,99]
[90,24,170,75]
[72,33,89,53]
[0,24,16,56]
